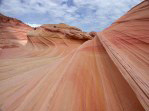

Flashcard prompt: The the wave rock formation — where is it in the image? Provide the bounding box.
[0,1,148,111]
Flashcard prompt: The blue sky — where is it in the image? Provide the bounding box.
[0,0,141,32]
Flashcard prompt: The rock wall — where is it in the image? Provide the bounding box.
[98,1,149,110]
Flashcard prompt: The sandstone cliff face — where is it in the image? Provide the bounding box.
[0,1,148,111]
[98,1,149,110]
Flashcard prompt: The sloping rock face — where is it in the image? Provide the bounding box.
[0,13,32,58]
[0,1,148,111]
[0,13,32,49]
[98,1,149,110]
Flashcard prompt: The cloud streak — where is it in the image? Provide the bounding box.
[27,23,41,27]
[0,0,141,31]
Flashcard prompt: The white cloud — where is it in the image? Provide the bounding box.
[0,0,142,31]
[27,23,41,27]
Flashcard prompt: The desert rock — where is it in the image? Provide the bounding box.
[0,1,148,111]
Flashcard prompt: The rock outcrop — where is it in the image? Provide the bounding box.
[27,23,93,40]
[0,13,32,49]
[0,13,24,25]
[0,1,148,111]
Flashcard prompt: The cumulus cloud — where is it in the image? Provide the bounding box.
[0,0,141,31]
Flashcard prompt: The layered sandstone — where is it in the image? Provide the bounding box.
[27,23,93,40]
[0,13,32,49]
[98,1,149,110]
[0,1,148,111]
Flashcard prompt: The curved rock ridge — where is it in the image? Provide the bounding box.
[0,13,29,27]
[42,23,82,31]
[0,1,148,111]
[98,0,149,110]
[0,13,32,49]
[27,23,93,40]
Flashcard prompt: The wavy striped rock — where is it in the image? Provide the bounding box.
[0,1,148,111]
[98,1,149,110]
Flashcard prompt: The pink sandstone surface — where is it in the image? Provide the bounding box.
[0,1,148,111]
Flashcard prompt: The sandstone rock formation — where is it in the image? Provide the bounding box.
[28,23,93,40]
[0,13,32,51]
[0,1,148,111]
[98,1,149,110]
